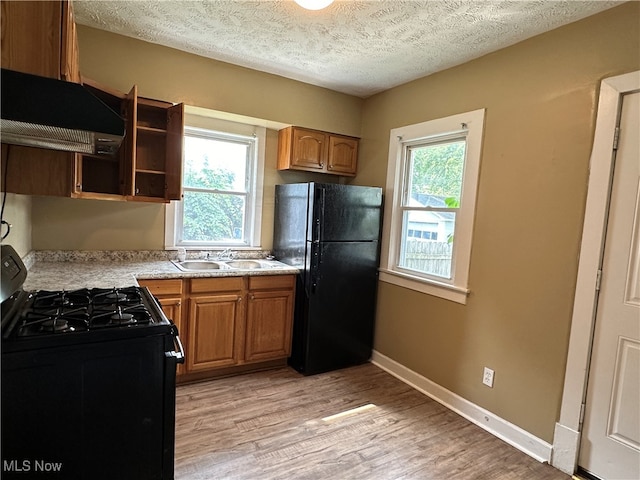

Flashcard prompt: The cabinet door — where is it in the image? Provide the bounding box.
[156,296,185,375]
[327,135,358,176]
[245,289,294,363]
[165,103,184,201]
[124,85,138,198]
[60,0,81,83]
[129,94,184,202]
[1,0,63,79]
[291,128,328,170]
[138,279,186,375]
[187,294,244,371]
[1,144,74,197]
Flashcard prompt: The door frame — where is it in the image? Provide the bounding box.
[551,70,640,474]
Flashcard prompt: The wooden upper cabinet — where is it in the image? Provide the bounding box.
[1,80,184,203]
[1,144,74,197]
[1,0,80,82]
[125,89,184,202]
[289,128,328,171]
[72,80,128,200]
[278,126,358,177]
[0,0,183,202]
[328,135,358,175]
[60,1,81,83]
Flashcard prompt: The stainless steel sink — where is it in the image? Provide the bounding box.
[173,258,293,272]
[224,260,263,269]
[173,261,225,271]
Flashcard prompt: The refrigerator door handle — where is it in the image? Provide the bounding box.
[309,185,325,295]
[313,186,325,244]
[310,242,320,294]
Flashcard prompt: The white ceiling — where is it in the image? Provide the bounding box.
[73,0,624,98]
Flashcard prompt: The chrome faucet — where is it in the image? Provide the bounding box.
[216,248,235,260]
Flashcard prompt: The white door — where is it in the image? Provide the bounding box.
[578,91,640,479]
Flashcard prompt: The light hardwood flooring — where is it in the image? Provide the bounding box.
[175,363,569,480]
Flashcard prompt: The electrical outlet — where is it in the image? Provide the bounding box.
[483,367,494,387]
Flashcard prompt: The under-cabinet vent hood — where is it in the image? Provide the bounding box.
[0,69,125,156]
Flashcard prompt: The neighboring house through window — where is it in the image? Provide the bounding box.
[165,115,266,249]
[379,109,485,304]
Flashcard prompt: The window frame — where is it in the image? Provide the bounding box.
[165,121,266,250]
[379,109,485,304]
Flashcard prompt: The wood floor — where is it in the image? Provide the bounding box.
[174,363,569,480]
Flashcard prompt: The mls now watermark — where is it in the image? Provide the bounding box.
[4,459,63,473]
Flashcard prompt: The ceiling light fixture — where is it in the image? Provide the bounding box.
[293,0,334,11]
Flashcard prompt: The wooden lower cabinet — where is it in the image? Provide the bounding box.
[245,276,295,362]
[139,275,295,382]
[188,277,245,372]
[138,279,185,375]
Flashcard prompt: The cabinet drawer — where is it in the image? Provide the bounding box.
[249,275,295,291]
[190,277,245,294]
[138,279,183,296]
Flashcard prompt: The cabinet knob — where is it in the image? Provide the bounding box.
[319,163,324,168]
[250,294,255,301]
[76,184,82,190]
[237,297,242,303]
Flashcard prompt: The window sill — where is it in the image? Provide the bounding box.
[379,269,469,305]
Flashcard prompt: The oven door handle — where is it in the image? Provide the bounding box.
[165,323,185,364]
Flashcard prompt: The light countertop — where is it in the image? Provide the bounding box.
[22,251,298,291]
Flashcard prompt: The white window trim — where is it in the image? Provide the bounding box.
[165,119,266,250]
[379,108,485,304]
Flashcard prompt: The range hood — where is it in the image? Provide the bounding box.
[0,68,125,156]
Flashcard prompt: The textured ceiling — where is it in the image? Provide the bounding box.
[73,0,623,98]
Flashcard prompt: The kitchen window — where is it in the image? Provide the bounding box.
[379,109,485,304]
[166,119,266,249]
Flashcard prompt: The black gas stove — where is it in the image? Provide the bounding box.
[1,245,183,479]
[2,285,174,352]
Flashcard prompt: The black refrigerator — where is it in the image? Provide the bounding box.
[273,182,383,375]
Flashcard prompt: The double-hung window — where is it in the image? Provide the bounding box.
[166,118,266,249]
[380,109,485,304]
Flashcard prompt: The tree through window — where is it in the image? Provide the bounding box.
[178,128,256,246]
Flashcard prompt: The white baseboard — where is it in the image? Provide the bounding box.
[371,350,553,463]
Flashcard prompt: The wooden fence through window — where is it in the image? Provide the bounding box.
[403,240,453,278]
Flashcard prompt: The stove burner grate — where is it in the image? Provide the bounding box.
[41,319,71,333]
[92,287,143,306]
[31,289,91,309]
[13,287,158,337]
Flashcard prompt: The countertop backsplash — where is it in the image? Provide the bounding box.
[29,249,274,264]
